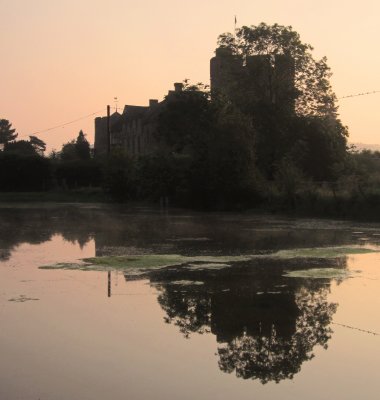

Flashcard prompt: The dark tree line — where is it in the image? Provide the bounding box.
[0,122,100,191]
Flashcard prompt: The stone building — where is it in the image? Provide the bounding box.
[94,49,295,156]
[210,47,296,108]
[94,83,184,156]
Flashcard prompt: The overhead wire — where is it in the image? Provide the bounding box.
[28,109,106,136]
[339,90,380,99]
[19,89,379,138]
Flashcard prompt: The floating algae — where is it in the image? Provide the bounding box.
[39,247,379,273]
[271,247,379,259]
[40,254,250,272]
[185,263,231,270]
[8,295,39,303]
[283,268,354,279]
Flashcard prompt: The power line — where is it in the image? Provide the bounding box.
[339,90,380,99]
[29,109,106,136]
[20,89,380,138]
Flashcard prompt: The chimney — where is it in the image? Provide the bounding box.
[174,82,184,92]
[149,99,159,108]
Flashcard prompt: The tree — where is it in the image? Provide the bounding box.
[217,23,348,181]
[60,131,91,160]
[4,140,36,156]
[75,130,91,160]
[60,140,77,160]
[156,82,259,208]
[29,135,46,155]
[217,23,337,117]
[0,119,18,145]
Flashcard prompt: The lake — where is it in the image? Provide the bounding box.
[0,204,379,400]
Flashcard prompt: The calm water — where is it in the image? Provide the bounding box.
[0,204,379,400]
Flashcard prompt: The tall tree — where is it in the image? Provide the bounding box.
[60,140,77,160]
[60,131,91,160]
[217,23,348,180]
[75,130,91,160]
[4,140,36,156]
[217,23,337,117]
[0,119,18,145]
[29,135,46,155]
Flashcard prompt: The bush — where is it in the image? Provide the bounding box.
[0,153,52,191]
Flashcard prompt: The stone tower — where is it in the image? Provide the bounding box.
[210,47,296,110]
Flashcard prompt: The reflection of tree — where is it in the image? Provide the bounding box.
[158,287,211,337]
[218,288,336,383]
[150,261,340,383]
[0,207,94,261]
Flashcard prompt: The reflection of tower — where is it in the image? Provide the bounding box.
[211,291,299,342]
[151,259,342,383]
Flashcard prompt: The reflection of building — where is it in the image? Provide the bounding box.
[94,48,296,156]
[211,292,299,343]
[144,260,339,383]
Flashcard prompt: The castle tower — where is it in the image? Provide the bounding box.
[210,47,243,97]
[246,55,273,105]
[273,54,296,109]
[210,47,296,111]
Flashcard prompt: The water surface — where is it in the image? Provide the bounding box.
[0,204,379,399]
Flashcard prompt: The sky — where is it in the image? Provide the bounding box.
[1,0,379,151]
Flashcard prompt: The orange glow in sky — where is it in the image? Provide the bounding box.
[1,0,379,151]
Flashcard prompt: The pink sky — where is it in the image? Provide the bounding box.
[1,0,379,151]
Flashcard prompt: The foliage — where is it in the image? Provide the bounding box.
[4,140,37,156]
[75,130,91,160]
[54,159,102,189]
[136,153,190,202]
[217,23,337,117]
[0,153,51,191]
[29,135,46,154]
[157,82,212,153]
[212,24,349,183]
[155,82,260,208]
[60,140,77,160]
[0,119,18,144]
[60,130,91,160]
[102,149,136,201]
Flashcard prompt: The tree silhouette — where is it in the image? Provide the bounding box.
[217,287,337,383]
[75,130,91,160]
[0,119,18,145]
[217,23,337,117]
[29,135,46,155]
